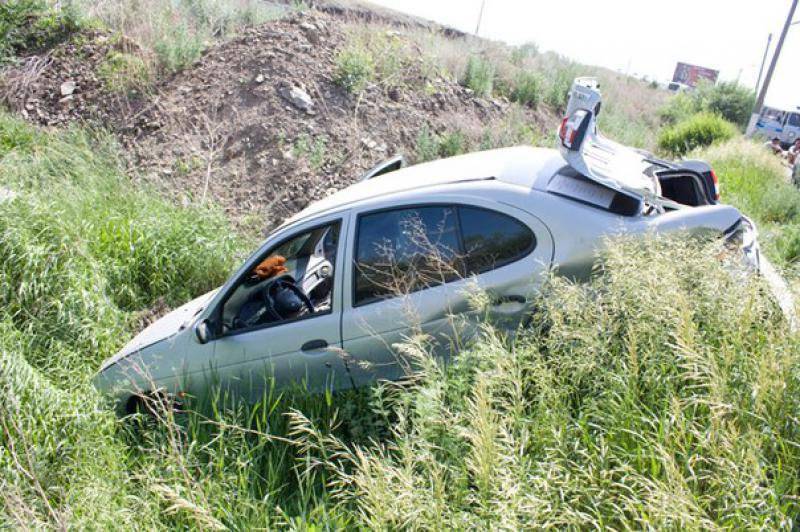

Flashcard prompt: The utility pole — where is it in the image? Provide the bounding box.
[754,32,772,94]
[747,0,798,135]
[475,0,486,36]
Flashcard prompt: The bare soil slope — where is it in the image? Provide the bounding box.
[2,9,554,230]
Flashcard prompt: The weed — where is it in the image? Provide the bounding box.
[438,130,467,157]
[414,126,469,162]
[334,45,375,93]
[293,236,800,529]
[97,51,151,94]
[510,70,543,108]
[462,55,494,98]
[0,0,82,61]
[698,138,800,268]
[76,0,286,72]
[414,125,439,162]
[293,133,328,170]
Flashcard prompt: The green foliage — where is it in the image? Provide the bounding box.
[510,41,538,65]
[2,116,800,529]
[659,81,755,129]
[77,0,285,72]
[414,126,468,162]
[295,237,800,529]
[334,45,375,93]
[97,51,151,93]
[657,112,737,156]
[293,133,328,170]
[0,112,241,377]
[543,63,581,111]
[0,0,82,61]
[510,70,543,108]
[462,55,494,97]
[151,17,206,73]
[657,91,697,125]
[775,225,800,265]
[699,138,800,266]
[697,81,756,128]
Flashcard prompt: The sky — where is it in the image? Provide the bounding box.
[368,0,800,110]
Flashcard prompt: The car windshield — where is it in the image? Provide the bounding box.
[219,223,341,334]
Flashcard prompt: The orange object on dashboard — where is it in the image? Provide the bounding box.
[253,255,288,279]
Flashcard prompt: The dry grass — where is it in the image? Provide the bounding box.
[74,0,288,73]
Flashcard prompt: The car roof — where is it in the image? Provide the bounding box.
[284,146,567,225]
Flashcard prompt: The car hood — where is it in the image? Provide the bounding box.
[99,289,218,371]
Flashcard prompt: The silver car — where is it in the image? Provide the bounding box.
[95,79,784,413]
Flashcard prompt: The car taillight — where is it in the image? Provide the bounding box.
[710,168,720,200]
[558,117,569,143]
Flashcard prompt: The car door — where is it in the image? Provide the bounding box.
[206,214,351,402]
[340,200,553,387]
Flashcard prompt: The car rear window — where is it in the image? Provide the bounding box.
[458,206,535,274]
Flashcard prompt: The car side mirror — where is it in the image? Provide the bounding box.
[194,319,211,344]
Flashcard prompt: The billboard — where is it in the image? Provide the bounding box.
[672,62,719,87]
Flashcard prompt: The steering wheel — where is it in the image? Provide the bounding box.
[236,275,315,329]
[264,275,315,320]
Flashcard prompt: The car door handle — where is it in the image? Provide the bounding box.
[301,339,328,352]
[490,294,526,306]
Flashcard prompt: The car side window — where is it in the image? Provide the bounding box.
[458,206,535,274]
[219,221,340,334]
[354,206,461,305]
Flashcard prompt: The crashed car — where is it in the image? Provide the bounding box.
[95,78,793,413]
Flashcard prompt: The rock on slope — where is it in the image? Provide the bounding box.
[1,9,553,231]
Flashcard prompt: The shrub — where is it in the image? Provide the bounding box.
[414,126,468,162]
[0,0,82,61]
[696,81,755,129]
[334,45,375,93]
[657,112,737,156]
[97,51,151,94]
[543,64,578,111]
[510,70,542,107]
[657,91,696,125]
[461,55,494,97]
[414,125,439,162]
[510,41,538,65]
[437,130,467,157]
[659,81,755,130]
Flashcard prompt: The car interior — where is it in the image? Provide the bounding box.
[220,223,340,334]
[656,172,709,207]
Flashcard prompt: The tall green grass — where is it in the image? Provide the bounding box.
[295,237,800,529]
[2,98,800,529]
[698,138,800,270]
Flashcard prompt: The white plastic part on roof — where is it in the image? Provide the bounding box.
[558,77,659,198]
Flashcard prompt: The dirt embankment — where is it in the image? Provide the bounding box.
[1,9,553,231]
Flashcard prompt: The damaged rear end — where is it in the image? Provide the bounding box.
[556,77,796,329]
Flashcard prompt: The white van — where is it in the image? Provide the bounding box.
[755,106,800,147]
